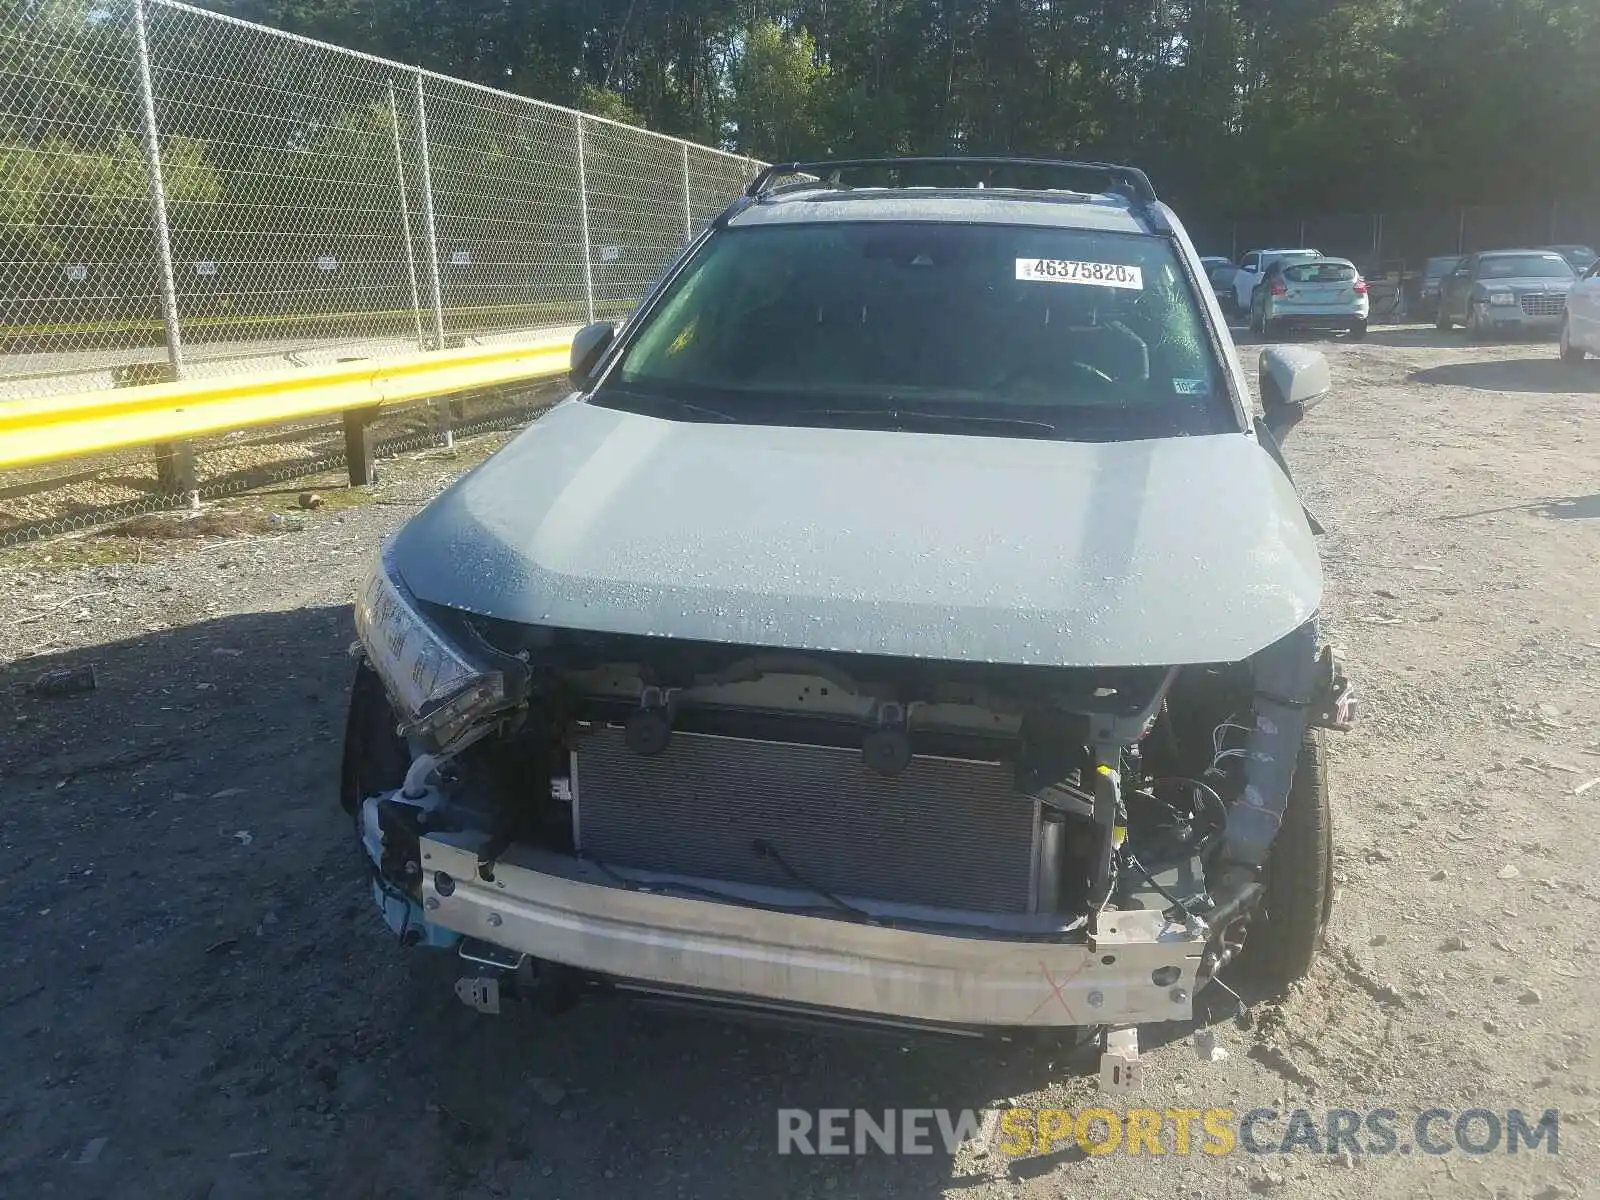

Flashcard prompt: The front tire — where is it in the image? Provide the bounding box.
[340,660,410,815]
[1435,305,1452,331]
[1560,317,1585,362]
[1237,730,1333,990]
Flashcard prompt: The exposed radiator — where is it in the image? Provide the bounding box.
[572,727,1039,913]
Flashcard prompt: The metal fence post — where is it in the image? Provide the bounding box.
[131,0,194,493]
[681,143,693,244]
[388,80,426,351]
[132,0,182,382]
[412,71,452,448]
[1457,208,1466,255]
[412,72,448,353]
[575,113,596,324]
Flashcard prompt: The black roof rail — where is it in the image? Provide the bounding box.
[743,156,1158,205]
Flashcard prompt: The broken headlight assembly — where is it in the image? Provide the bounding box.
[353,547,512,748]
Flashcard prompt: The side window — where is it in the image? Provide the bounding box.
[1587,261,1600,280]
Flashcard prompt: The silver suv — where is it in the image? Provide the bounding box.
[342,157,1353,1075]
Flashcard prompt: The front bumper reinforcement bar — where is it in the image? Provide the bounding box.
[418,834,1205,1029]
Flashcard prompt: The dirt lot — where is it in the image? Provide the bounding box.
[2,327,1597,1200]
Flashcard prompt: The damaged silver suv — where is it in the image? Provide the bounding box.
[342,157,1354,1079]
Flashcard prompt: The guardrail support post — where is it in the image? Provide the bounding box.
[154,442,197,494]
[343,407,379,486]
[575,113,596,324]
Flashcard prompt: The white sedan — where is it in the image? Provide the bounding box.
[1560,257,1600,362]
[1251,257,1369,339]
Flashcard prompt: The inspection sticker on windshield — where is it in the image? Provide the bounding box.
[1016,258,1143,289]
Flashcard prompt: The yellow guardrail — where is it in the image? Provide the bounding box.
[0,328,578,471]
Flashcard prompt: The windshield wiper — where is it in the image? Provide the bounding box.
[794,408,1060,436]
[598,391,738,423]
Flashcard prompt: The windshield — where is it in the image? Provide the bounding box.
[1477,254,1575,280]
[1549,246,1596,268]
[597,222,1233,440]
[1284,261,1357,283]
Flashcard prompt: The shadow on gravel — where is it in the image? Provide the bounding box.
[4,607,1212,1200]
[1349,325,1473,349]
[1228,326,1366,350]
[1410,357,1599,393]
[1440,492,1600,522]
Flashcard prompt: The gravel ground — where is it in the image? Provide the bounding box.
[2,327,1597,1200]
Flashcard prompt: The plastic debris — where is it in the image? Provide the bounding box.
[75,1137,107,1165]
[28,664,98,698]
[530,1077,567,1107]
[1194,1029,1229,1062]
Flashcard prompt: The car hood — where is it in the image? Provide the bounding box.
[388,400,1322,667]
[1473,277,1574,292]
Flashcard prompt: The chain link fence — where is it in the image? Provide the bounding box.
[0,0,758,401]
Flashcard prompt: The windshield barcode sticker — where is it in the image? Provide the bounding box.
[1016,259,1143,289]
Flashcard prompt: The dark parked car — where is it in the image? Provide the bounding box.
[1436,249,1577,339]
[1416,255,1461,321]
[1200,256,1237,309]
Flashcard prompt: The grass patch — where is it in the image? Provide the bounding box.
[248,483,378,516]
[0,535,154,569]
[103,507,294,539]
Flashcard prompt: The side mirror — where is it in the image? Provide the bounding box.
[1259,346,1331,439]
[569,321,616,388]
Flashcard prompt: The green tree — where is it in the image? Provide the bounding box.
[730,22,829,158]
